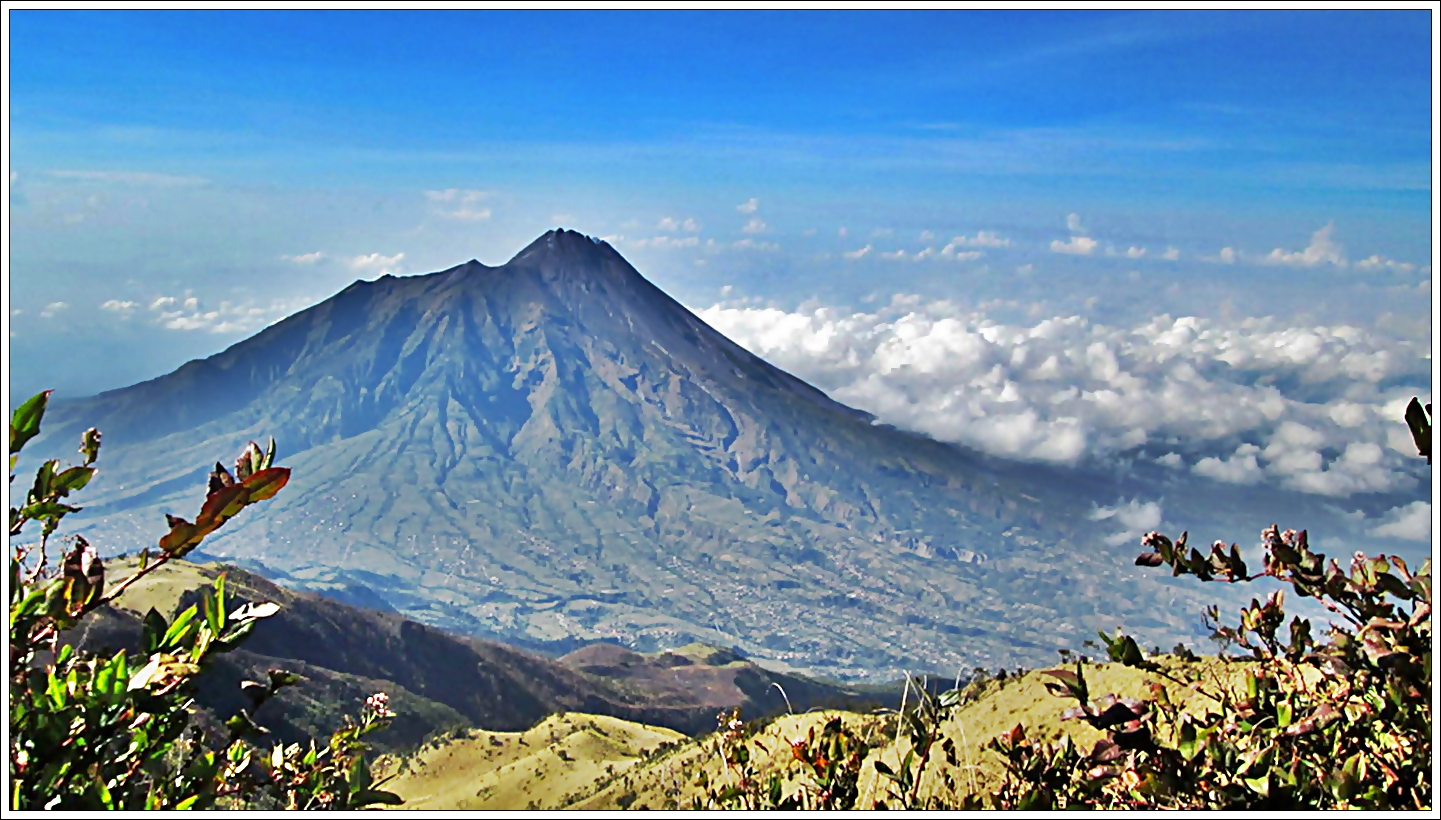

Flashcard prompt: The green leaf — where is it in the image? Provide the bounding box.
[1177,720,1200,760]
[80,427,101,465]
[202,578,225,636]
[141,607,168,654]
[216,619,258,650]
[348,754,372,792]
[226,710,268,738]
[9,390,50,455]
[51,466,96,496]
[1375,572,1414,601]
[162,604,200,648]
[267,668,303,690]
[30,459,57,502]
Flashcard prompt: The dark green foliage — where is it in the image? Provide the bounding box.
[8,391,401,810]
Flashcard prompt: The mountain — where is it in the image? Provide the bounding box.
[38,229,1219,678]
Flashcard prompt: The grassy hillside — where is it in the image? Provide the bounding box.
[375,713,687,810]
[379,655,1232,809]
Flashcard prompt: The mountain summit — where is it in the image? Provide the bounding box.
[43,230,1206,678]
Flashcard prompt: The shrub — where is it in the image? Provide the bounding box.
[975,398,1432,810]
[691,398,1431,811]
[8,390,401,810]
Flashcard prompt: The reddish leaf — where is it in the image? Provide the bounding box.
[196,482,252,532]
[159,517,200,554]
[240,466,290,502]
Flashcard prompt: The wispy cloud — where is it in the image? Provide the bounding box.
[1107,245,1147,259]
[736,197,759,214]
[424,188,491,220]
[47,169,209,187]
[733,238,779,251]
[99,299,138,315]
[952,230,1011,248]
[145,293,313,334]
[39,301,69,318]
[657,216,701,232]
[282,251,326,264]
[843,245,873,259]
[742,217,769,234]
[347,252,405,274]
[1355,254,1416,274]
[631,235,699,248]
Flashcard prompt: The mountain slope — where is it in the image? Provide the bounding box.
[39,229,1214,678]
[68,557,884,745]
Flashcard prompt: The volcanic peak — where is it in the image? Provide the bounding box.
[507,228,619,267]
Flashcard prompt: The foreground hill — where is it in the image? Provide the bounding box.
[65,557,887,748]
[379,656,1212,809]
[39,229,1216,677]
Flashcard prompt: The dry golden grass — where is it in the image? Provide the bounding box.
[101,555,219,618]
[381,656,1247,810]
[375,713,687,810]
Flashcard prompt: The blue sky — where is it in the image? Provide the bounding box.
[4,9,1436,538]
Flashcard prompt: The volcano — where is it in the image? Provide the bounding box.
[38,230,1209,678]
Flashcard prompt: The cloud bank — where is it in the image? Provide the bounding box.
[697,298,1431,497]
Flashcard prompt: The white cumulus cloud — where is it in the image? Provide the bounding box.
[737,198,759,214]
[146,294,314,335]
[1355,255,1416,274]
[1368,501,1433,542]
[742,217,769,234]
[843,245,873,260]
[1263,223,1346,267]
[347,253,405,275]
[695,299,1430,497]
[1051,236,1099,255]
[1091,498,1164,547]
[282,251,325,264]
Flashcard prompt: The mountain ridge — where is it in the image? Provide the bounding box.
[37,229,1214,679]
